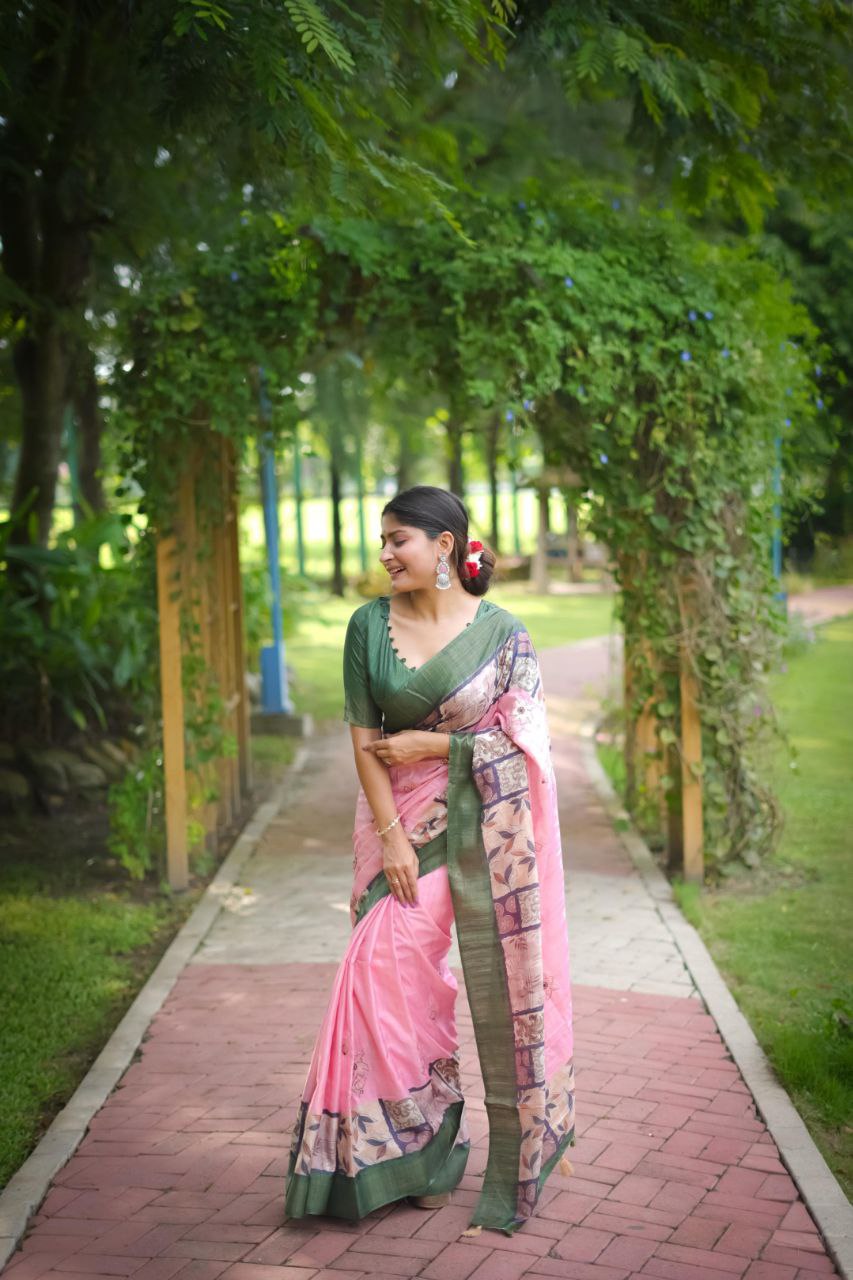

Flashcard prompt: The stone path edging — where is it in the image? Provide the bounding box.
[580,712,853,1279]
[0,745,311,1272]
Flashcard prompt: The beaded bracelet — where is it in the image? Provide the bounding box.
[376,813,401,837]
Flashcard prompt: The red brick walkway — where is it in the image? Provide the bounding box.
[4,586,849,1280]
[3,961,837,1280]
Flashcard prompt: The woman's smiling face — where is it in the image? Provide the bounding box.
[379,516,453,590]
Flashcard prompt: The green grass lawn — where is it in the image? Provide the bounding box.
[0,731,298,1192]
[283,581,618,724]
[0,872,193,1189]
[672,613,853,1199]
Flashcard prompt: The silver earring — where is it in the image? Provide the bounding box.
[435,551,451,590]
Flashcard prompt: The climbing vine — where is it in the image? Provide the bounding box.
[332,190,832,872]
[114,183,835,877]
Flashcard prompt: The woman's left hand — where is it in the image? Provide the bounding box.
[362,730,448,767]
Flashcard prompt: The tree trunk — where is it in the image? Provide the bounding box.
[486,413,501,552]
[0,10,100,546]
[446,420,464,497]
[565,495,583,582]
[330,455,345,596]
[396,421,415,493]
[8,321,70,545]
[70,347,106,517]
[0,439,9,507]
[531,484,550,593]
[355,430,368,573]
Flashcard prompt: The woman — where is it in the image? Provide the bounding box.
[284,485,575,1236]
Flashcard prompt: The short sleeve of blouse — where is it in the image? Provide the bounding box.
[342,605,383,728]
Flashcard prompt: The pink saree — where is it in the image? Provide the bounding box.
[285,608,575,1235]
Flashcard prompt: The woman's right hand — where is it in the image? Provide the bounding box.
[381,826,419,906]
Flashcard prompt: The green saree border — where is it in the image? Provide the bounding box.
[284,1100,469,1222]
[353,828,448,925]
[446,731,524,1233]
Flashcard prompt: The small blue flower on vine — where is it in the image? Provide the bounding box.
[681,351,691,362]
[564,276,573,288]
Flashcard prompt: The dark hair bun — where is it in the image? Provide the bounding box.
[459,542,496,597]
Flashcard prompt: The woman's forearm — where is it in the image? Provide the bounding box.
[354,744,399,830]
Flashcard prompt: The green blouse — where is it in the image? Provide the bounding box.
[342,594,505,734]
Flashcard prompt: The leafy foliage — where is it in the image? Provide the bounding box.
[0,512,159,741]
[517,0,853,228]
[113,180,836,872]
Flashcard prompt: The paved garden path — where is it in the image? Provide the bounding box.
[3,587,851,1280]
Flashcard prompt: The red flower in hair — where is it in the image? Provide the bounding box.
[464,560,480,577]
[468,539,483,552]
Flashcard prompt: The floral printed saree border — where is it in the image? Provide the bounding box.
[285,1054,469,1221]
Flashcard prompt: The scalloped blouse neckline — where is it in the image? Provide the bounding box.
[379,594,486,673]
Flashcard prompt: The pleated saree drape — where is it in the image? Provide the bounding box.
[284,596,575,1235]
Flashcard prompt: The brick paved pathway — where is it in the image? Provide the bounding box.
[3,589,849,1280]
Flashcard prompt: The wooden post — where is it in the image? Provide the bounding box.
[621,549,680,856]
[678,580,704,883]
[156,532,188,892]
[225,437,252,798]
[196,500,220,855]
[177,451,213,857]
[218,434,241,818]
[665,738,684,874]
[638,638,665,813]
[619,546,639,814]
[210,469,234,834]
[153,428,252,883]
[623,621,637,810]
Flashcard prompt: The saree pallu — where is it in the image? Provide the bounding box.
[285,612,575,1235]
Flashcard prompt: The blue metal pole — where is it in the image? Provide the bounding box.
[258,367,294,713]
